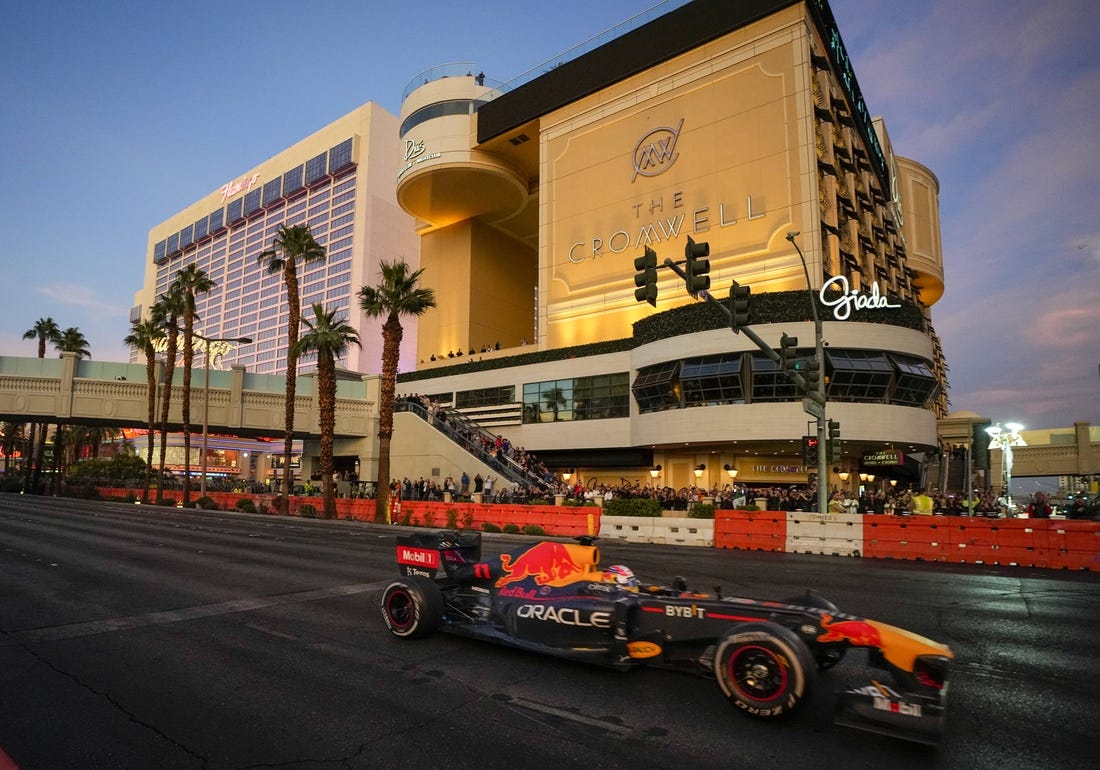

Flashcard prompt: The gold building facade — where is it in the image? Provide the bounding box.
[392,0,948,490]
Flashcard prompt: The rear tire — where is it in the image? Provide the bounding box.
[380,576,444,639]
[713,621,815,718]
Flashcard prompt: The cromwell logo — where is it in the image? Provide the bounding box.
[632,118,684,182]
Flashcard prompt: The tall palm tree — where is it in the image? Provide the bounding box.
[292,303,361,519]
[22,317,60,491]
[171,264,216,506]
[50,327,90,493]
[357,260,436,523]
[150,287,185,504]
[124,318,166,503]
[259,224,326,513]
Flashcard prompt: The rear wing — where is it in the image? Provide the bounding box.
[396,530,482,579]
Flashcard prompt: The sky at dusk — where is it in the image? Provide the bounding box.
[1,0,1096,431]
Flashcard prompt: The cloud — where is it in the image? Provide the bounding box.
[36,285,122,315]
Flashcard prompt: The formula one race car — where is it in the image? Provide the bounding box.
[380,531,953,744]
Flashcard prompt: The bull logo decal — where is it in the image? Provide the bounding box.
[632,118,684,182]
[496,542,585,587]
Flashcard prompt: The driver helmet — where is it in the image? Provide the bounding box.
[603,564,638,590]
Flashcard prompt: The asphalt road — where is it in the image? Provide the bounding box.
[1,495,1097,769]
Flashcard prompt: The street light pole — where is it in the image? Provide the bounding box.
[786,232,828,517]
[189,331,252,499]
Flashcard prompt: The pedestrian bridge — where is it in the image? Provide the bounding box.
[0,353,378,440]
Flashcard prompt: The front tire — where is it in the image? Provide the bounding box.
[713,621,815,718]
[380,576,444,639]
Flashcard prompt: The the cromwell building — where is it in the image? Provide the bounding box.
[392,0,947,492]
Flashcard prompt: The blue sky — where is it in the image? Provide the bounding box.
[1,0,1096,431]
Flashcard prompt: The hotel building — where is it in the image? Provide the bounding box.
[132,103,419,377]
[134,0,948,493]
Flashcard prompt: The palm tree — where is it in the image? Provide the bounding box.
[22,317,60,491]
[292,303,361,519]
[259,224,326,513]
[50,327,90,493]
[56,327,91,359]
[357,260,436,523]
[150,287,185,503]
[124,318,166,503]
[171,264,216,506]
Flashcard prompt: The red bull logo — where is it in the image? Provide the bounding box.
[817,613,883,647]
[496,542,596,587]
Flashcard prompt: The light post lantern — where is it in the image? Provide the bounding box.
[986,422,1025,508]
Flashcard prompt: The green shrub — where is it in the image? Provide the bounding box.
[688,503,716,519]
[195,496,218,510]
[604,497,662,517]
[257,501,271,515]
[157,498,177,507]
[502,523,521,534]
[422,510,436,528]
[445,508,459,528]
[399,508,414,526]
[235,498,257,513]
[521,524,546,536]
[482,522,502,533]
[461,510,475,529]
[298,503,319,519]
[124,492,138,504]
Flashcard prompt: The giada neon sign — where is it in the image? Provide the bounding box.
[819,275,900,321]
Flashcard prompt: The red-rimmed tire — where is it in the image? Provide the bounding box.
[713,621,815,718]
[380,576,443,639]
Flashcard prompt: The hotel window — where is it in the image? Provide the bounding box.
[329,138,354,173]
[287,200,307,217]
[208,207,224,233]
[226,198,244,224]
[573,373,630,420]
[681,354,745,406]
[193,216,209,241]
[749,353,799,403]
[283,165,304,197]
[305,152,328,185]
[166,232,180,255]
[889,354,939,407]
[262,178,283,207]
[458,385,516,410]
[332,189,355,206]
[332,202,354,218]
[632,361,681,413]
[243,189,262,217]
[328,236,353,252]
[824,349,892,402]
[522,380,573,423]
[153,240,167,263]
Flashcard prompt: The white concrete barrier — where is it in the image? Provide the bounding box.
[599,516,713,547]
[784,512,864,556]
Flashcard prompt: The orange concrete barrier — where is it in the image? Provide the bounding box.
[1049,521,1100,571]
[714,510,787,551]
[862,515,950,561]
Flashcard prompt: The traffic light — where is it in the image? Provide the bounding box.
[633,247,658,306]
[802,356,821,393]
[802,435,819,466]
[684,236,710,295]
[729,281,751,332]
[828,419,841,463]
[779,333,799,372]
